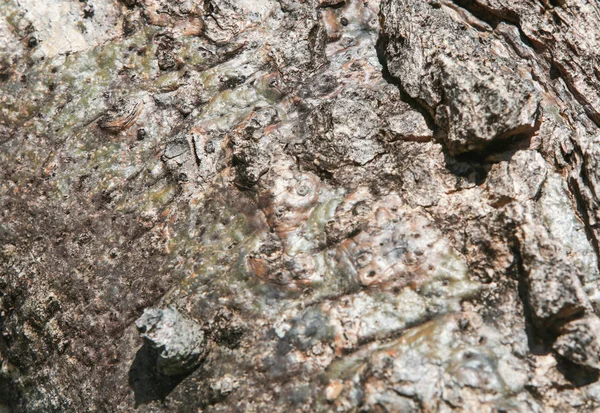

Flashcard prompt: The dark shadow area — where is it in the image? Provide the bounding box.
[557,356,600,387]
[439,125,540,186]
[0,375,20,412]
[448,0,516,28]
[442,152,490,186]
[452,130,534,164]
[128,343,191,407]
[511,241,554,356]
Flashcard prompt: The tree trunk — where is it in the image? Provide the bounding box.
[2,0,600,411]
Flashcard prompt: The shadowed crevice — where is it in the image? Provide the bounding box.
[374,31,438,134]
[556,356,600,387]
[128,343,193,407]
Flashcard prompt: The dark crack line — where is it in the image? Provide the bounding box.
[374,30,438,134]
[566,146,600,273]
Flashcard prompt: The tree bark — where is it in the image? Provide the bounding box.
[2,0,600,411]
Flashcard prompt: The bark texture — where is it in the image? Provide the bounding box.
[2,0,600,411]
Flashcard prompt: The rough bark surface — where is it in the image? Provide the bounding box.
[2,0,600,411]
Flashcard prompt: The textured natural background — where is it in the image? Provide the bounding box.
[2,0,600,411]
